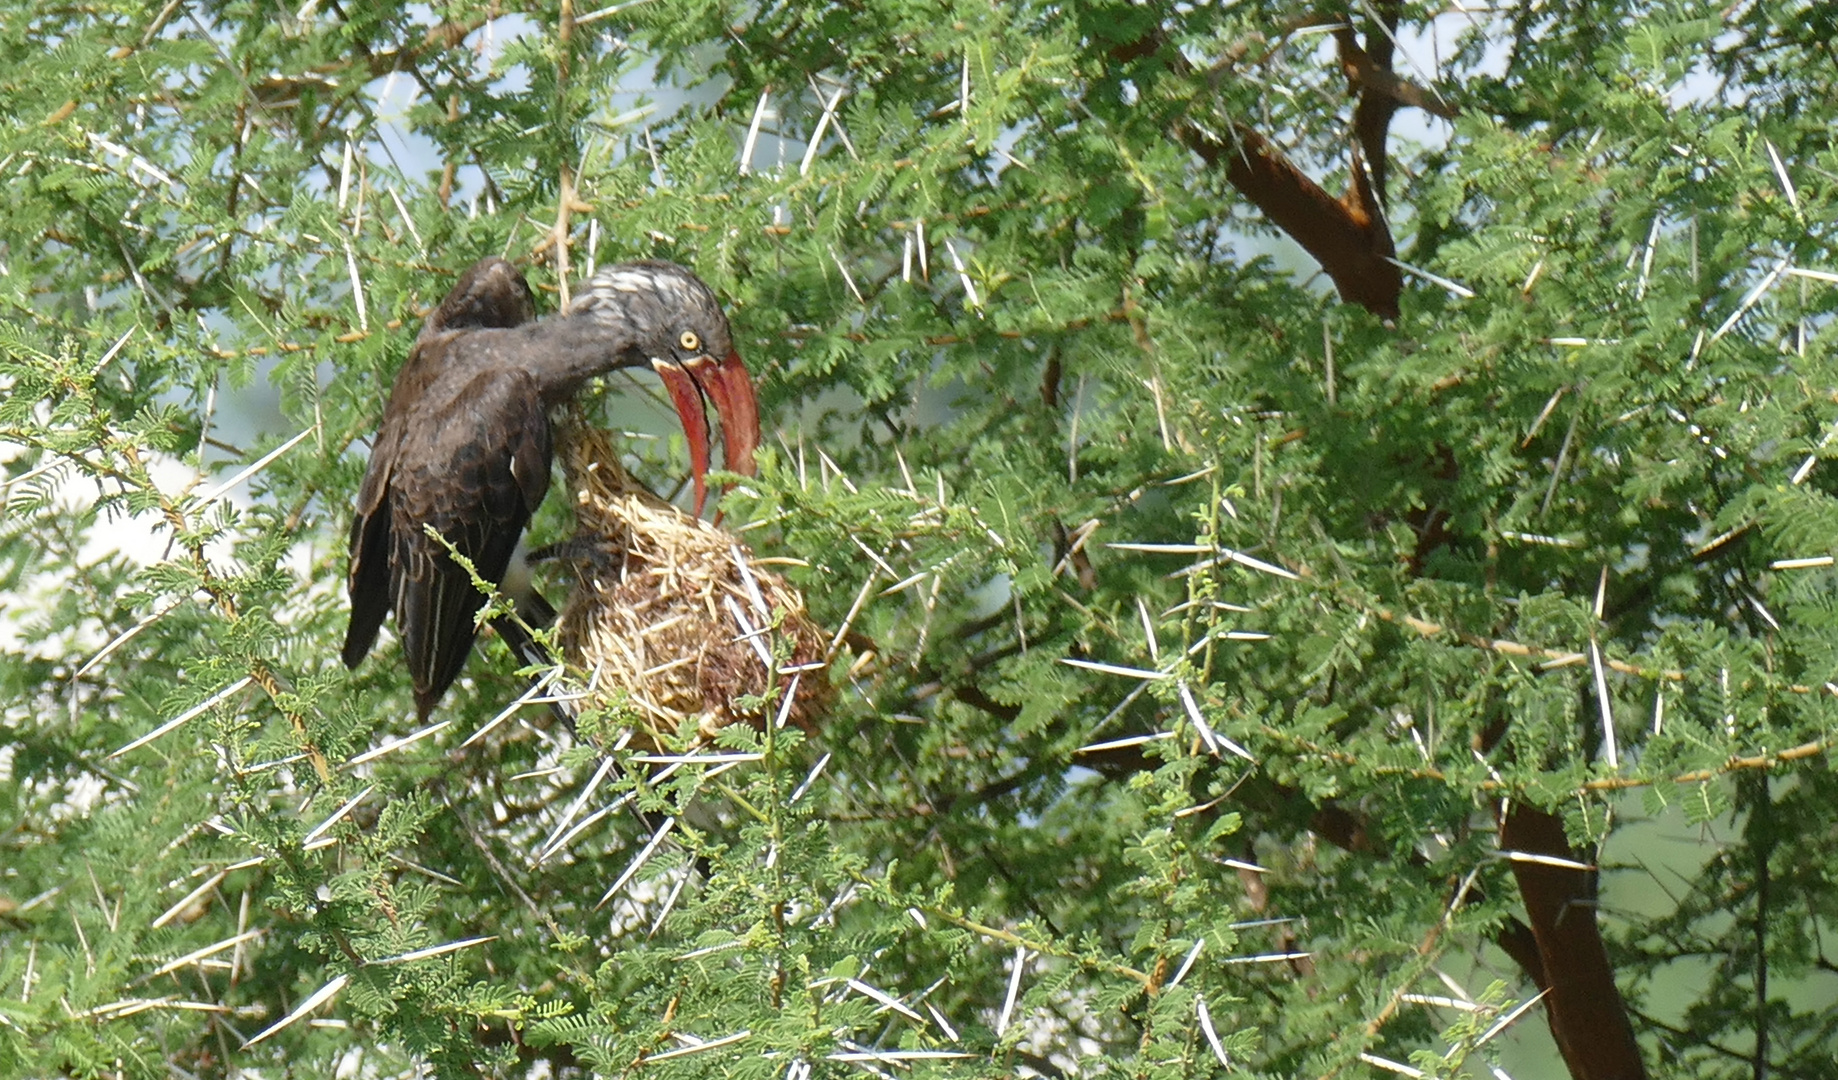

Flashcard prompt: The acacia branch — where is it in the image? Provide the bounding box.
[1178,120,1401,318]
[1115,7,1436,319]
[1499,803,1647,1079]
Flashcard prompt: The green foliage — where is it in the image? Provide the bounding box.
[4,2,1838,1078]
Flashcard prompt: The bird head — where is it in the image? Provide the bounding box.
[423,256,537,336]
[573,262,760,516]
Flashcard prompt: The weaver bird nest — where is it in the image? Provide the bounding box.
[547,421,828,746]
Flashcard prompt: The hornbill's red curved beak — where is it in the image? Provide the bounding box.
[655,349,760,517]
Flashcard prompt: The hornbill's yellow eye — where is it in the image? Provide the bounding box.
[679,330,701,352]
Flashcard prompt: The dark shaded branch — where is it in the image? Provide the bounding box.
[1744,775,1774,1080]
[1500,802,1647,1080]
[1181,121,1401,319]
[1111,9,1428,320]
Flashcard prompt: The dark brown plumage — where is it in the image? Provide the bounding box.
[342,257,759,719]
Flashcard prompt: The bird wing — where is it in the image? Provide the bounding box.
[342,405,408,669]
[390,363,552,718]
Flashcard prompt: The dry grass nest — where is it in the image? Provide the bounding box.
[548,421,829,747]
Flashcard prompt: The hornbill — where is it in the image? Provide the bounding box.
[341,257,760,718]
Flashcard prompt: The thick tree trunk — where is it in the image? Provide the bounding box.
[1500,802,1648,1080]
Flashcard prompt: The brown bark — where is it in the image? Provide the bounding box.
[1181,122,1402,319]
[1499,803,1648,1079]
[1117,10,1420,318]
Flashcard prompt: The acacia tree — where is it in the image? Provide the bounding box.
[3,2,1836,1078]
